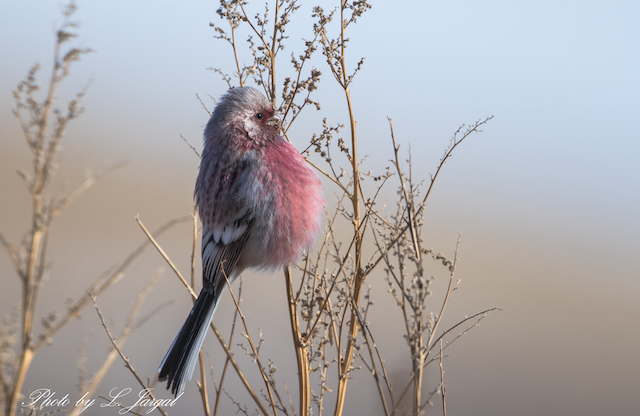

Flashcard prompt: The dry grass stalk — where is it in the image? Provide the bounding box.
[67,268,167,416]
[0,3,125,415]
[221,270,282,415]
[89,294,170,416]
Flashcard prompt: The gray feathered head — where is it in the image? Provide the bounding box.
[206,87,277,145]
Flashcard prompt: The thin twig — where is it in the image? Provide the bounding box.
[68,268,166,416]
[284,266,310,416]
[181,134,201,158]
[210,323,271,416]
[90,294,170,416]
[440,339,446,416]
[213,279,243,416]
[196,93,212,116]
[366,116,494,277]
[426,233,462,351]
[222,269,282,416]
[136,216,196,298]
[34,216,191,352]
[388,117,421,262]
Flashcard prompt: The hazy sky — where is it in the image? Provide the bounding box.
[1,1,639,415]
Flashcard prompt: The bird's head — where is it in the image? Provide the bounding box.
[207,87,279,146]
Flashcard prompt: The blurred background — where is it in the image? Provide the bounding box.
[1,0,639,415]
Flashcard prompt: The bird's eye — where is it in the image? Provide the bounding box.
[255,113,263,120]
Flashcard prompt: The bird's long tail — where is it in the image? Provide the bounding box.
[158,288,219,396]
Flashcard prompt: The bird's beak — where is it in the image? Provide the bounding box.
[269,115,282,131]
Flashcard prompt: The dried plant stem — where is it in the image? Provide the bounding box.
[388,118,421,262]
[426,234,461,351]
[197,350,212,416]
[212,280,242,416]
[387,117,426,415]
[426,308,499,365]
[222,271,281,416]
[418,118,493,219]
[5,101,126,416]
[6,216,172,410]
[237,2,276,104]
[349,295,391,416]
[302,223,361,346]
[284,266,310,416]
[33,216,190,355]
[269,0,279,101]
[8,338,33,416]
[332,5,363,415]
[231,25,244,88]
[390,308,499,416]
[334,258,363,416]
[188,208,212,416]
[68,269,165,416]
[413,338,424,416]
[136,216,192,293]
[90,294,170,416]
[366,116,495,277]
[304,158,350,200]
[410,234,460,416]
[210,321,271,416]
[439,340,446,416]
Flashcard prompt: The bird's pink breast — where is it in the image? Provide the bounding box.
[241,138,324,270]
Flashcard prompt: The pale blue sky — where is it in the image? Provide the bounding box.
[2,0,638,234]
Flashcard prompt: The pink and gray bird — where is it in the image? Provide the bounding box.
[158,87,324,395]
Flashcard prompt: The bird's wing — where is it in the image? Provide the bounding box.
[201,211,252,294]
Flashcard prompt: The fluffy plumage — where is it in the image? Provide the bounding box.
[158,87,324,396]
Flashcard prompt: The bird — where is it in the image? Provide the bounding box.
[158,86,324,396]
